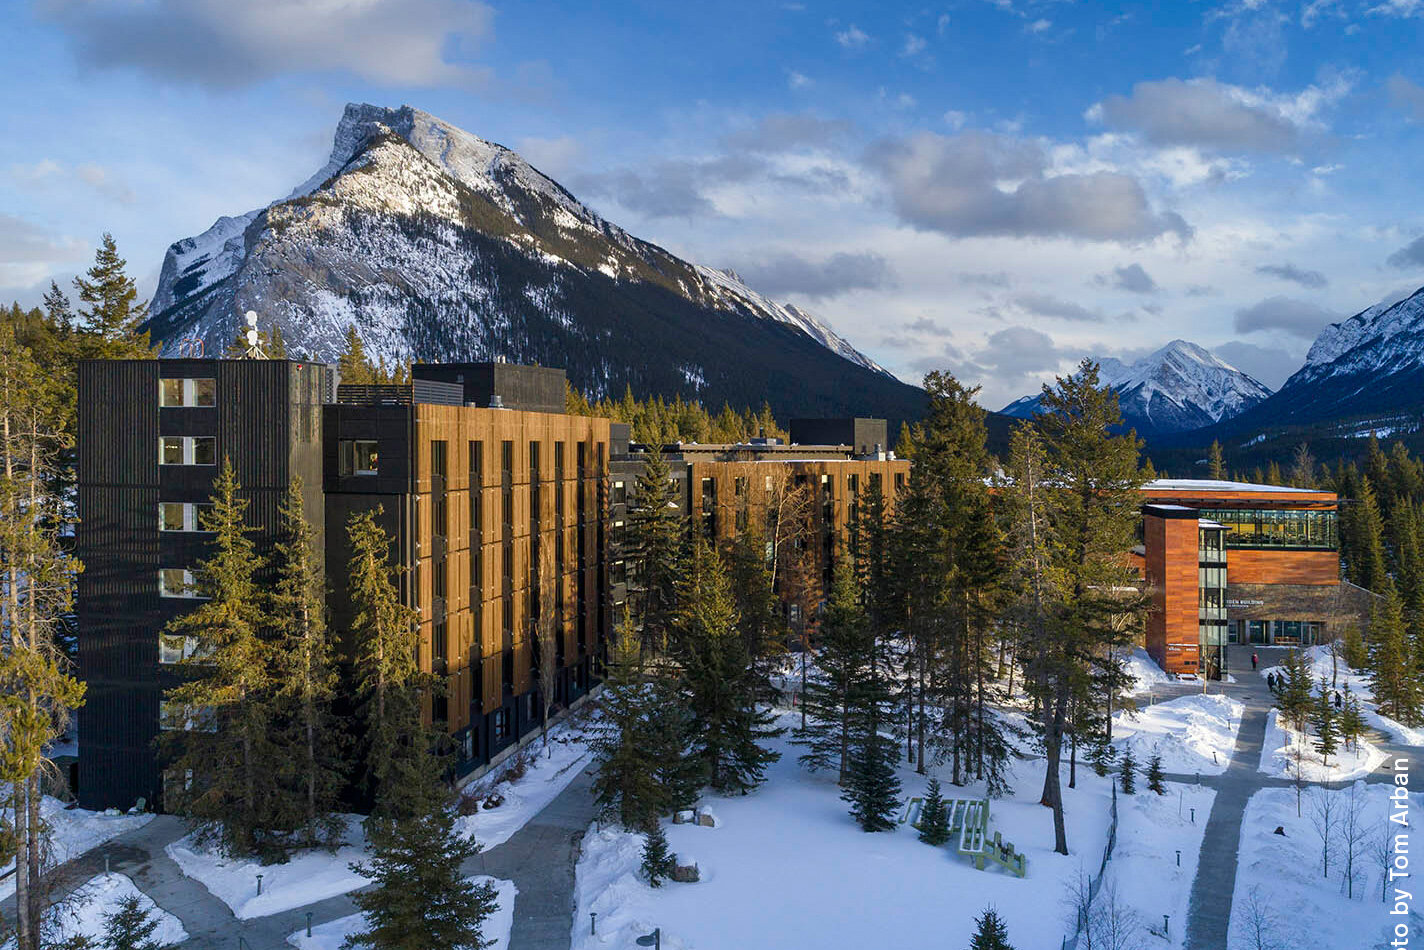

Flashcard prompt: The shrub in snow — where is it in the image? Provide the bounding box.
[918,778,951,846]
[483,793,505,810]
[968,906,1014,950]
[104,892,175,950]
[1089,740,1116,778]
[1119,747,1137,795]
[1146,752,1166,795]
[641,826,676,888]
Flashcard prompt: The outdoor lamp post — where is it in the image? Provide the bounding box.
[590,912,597,935]
[306,912,313,937]
[636,928,661,949]
[256,873,264,896]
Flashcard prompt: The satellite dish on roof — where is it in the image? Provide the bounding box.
[240,310,267,360]
[245,310,259,329]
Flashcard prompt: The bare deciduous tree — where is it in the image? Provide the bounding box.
[1238,886,1282,950]
[1088,881,1146,950]
[1338,782,1370,899]
[1307,785,1341,880]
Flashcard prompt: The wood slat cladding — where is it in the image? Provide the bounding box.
[1142,510,1202,674]
[324,400,609,776]
[1142,486,1338,509]
[76,359,332,811]
[1225,549,1339,586]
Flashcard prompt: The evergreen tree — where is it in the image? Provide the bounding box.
[918,777,951,846]
[267,479,345,852]
[1369,585,1421,726]
[676,538,782,793]
[725,525,783,698]
[344,796,498,950]
[1312,682,1338,765]
[1275,649,1315,732]
[336,327,377,385]
[793,560,872,782]
[1347,478,1390,593]
[1118,746,1137,795]
[161,459,282,858]
[345,509,438,821]
[625,450,684,654]
[841,718,902,832]
[71,233,152,357]
[268,324,288,359]
[968,907,1015,950]
[1089,740,1116,778]
[1146,751,1166,795]
[590,622,697,830]
[1022,361,1147,854]
[1207,440,1224,480]
[102,893,173,950]
[1339,685,1366,751]
[640,825,677,887]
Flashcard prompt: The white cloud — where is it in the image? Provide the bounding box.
[944,110,969,131]
[40,0,494,88]
[901,34,928,57]
[1027,19,1052,33]
[1369,0,1424,17]
[10,160,134,203]
[0,215,87,294]
[835,24,870,48]
[788,71,813,90]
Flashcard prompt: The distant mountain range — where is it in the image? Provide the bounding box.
[141,103,927,431]
[1001,340,1272,438]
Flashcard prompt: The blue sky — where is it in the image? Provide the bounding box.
[4,0,1424,407]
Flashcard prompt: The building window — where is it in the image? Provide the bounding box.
[159,502,213,533]
[339,440,379,476]
[160,378,216,408]
[493,708,511,743]
[159,436,216,466]
[159,634,210,665]
[613,480,627,506]
[160,702,217,732]
[158,568,206,599]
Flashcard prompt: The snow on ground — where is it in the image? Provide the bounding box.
[571,711,1121,950]
[1260,644,1424,749]
[1229,784,1424,949]
[1257,709,1388,782]
[0,797,153,900]
[1123,647,1170,693]
[1112,693,1243,776]
[1102,783,1216,948]
[454,714,595,849]
[167,817,370,920]
[287,877,515,950]
[38,873,186,947]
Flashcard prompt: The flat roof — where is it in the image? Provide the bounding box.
[1145,478,1322,494]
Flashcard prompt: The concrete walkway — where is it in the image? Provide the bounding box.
[4,761,600,950]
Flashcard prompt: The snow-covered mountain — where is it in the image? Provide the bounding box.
[1000,340,1272,437]
[143,103,922,425]
[1217,286,1424,434]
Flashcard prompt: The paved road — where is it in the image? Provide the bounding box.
[3,762,600,950]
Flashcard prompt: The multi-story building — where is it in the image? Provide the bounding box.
[1135,478,1373,678]
[75,359,609,811]
[608,418,910,622]
[76,357,332,810]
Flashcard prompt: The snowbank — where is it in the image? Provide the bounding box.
[1230,785,1424,948]
[571,712,1117,950]
[1257,709,1388,782]
[287,877,515,950]
[167,817,371,919]
[40,873,186,946]
[0,797,152,901]
[1112,693,1243,776]
[1122,648,1170,693]
[454,717,594,849]
[1103,783,1215,947]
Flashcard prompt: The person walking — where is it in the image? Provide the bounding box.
[1251,652,1259,671]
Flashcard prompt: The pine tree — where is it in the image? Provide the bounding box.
[160,459,281,858]
[1312,682,1338,765]
[1207,440,1224,480]
[345,509,438,821]
[102,893,173,950]
[841,720,902,832]
[676,538,782,793]
[1347,478,1390,594]
[793,560,872,782]
[1089,740,1116,778]
[625,450,684,655]
[1146,751,1166,795]
[640,825,677,887]
[267,479,346,852]
[725,525,783,697]
[968,907,1015,950]
[344,796,498,950]
[918,777,951,846]
[1369,585,1421,726]
[590,621,697,830]
[268,324,288,359]
[1276,649,1315,732]
[337,327,377,385]
[71,233,152,357]
[1339,685,1366,751]
[1118,746,1137,795]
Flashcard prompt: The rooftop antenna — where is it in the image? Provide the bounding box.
[177,336,204,358]
[241,310,267,359]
